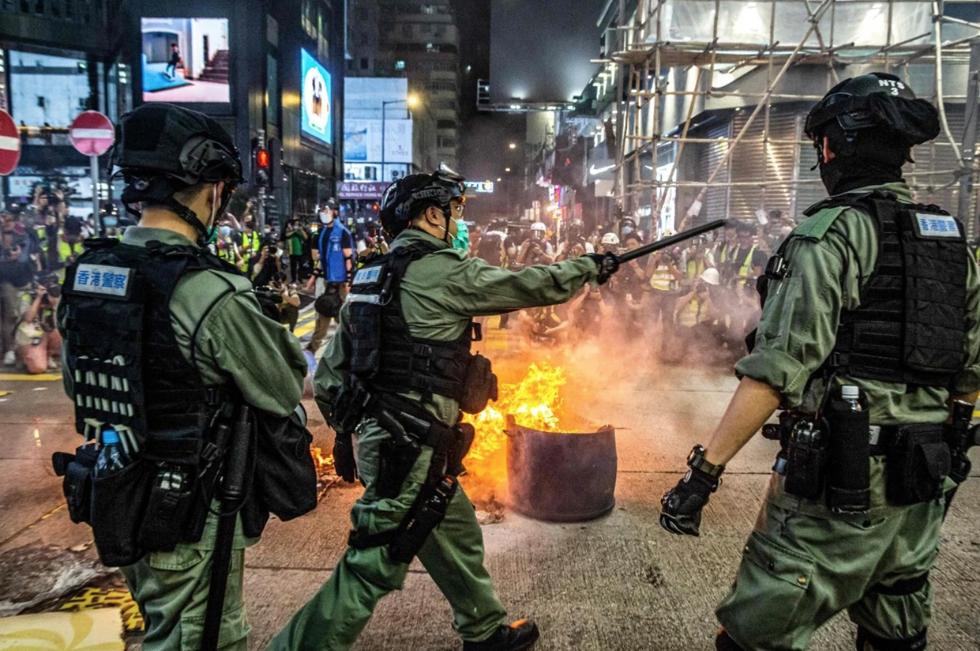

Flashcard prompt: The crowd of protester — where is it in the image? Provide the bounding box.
[469,210,798,365]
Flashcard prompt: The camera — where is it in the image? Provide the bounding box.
[36,273,62,300]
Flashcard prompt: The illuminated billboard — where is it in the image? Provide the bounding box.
[141,18,230,103]
[301,49,332,146]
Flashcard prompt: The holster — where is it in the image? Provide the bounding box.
[458,353,498,414]
[886,424,950,505]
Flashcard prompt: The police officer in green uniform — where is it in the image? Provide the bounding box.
[56,104,308,651]
[660,73,980,650]
[267,168,619,651]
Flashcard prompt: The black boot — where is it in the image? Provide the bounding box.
[463,620,540,651]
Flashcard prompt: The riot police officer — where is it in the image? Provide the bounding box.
[267,167,619,651]
[660,72,980,650]
[56,104,309,650]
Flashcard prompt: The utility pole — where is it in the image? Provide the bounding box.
[959,38,980,238]
[257,128,266,230]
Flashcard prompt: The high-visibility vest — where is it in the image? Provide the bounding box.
[35,226,49,253]
[678,297,701,327]
[240,231,261,270]
[686,258,705,281]
[217,238,239,264]
[58,239,84,262]
[736,245,758,285]
[649,263,675,292]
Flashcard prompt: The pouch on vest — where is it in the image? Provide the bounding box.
[53,445,99,525]
[459,353,498,414]
[887,425,950,505]
[254,405,318,521]
[90,458,155,567]
[823,394,871,513]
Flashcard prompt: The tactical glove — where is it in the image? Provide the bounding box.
[332,431,357,483]
[586,252,620,285]
[660,446,723,537]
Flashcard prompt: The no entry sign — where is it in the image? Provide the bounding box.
[0,109,21,176]
[70,111,115,157]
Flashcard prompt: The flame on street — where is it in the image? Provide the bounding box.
[311,446,334,470]
[462,362,566,480]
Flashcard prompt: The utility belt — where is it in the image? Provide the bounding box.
[764,399,968,511]
[335,383,475,564]
[52,397,244,567]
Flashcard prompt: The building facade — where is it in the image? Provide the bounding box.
[347,0,460,172]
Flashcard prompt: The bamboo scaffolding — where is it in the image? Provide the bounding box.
[605,0,980,228]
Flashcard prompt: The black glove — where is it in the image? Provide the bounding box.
[332,431,357,483]
[586,252,620,285]
[660,446,723,537]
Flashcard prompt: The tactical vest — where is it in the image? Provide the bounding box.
[61,238,239,442]
[808,191,969,387]
[347,241,485,410]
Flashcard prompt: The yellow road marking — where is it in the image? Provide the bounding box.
[295,318,317,338]
[61,586,145,632]
[0,373,61,381]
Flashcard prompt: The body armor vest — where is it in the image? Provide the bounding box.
[61,238,238,443]
[347,241,479,407]
[806,191,968,387]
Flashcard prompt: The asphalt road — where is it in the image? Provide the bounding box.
[1,340,978,650]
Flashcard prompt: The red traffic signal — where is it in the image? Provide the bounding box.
[256,148,270,169]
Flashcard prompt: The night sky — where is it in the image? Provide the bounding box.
[489,0,604,105]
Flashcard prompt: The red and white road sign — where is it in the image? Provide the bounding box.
[0,109,21,176]
[69,111,115,157]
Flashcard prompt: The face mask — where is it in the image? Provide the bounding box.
[319,211,332,225]
[451,218,470,252]
[219,225,232,238]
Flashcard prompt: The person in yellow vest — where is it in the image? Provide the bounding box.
[238,220,263,273]
[57,229,85,269]
[647,244,684,359]
[715,221,739,276]
[620,232,647,338]
[215,224,242,268]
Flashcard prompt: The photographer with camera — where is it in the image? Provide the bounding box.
[255,271,301,332]
[250,240,285,288]
[16,272,61,373]
[516,221,554,266]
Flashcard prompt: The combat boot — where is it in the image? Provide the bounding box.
[463,620,540,651]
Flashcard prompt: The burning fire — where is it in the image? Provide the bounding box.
[463,362,566,473]
[311,446,334,470]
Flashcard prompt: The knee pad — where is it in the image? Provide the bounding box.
[716,630,748,651]
[856,627,927,651]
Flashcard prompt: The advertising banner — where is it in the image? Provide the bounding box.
[301,49,332,146]
[141,18,230,103]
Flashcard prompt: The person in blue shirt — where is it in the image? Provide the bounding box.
[306,198,352,353]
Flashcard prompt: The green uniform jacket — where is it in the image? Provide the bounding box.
[738,182,980,424]
[314,228,598,425]
[59,226,309,547]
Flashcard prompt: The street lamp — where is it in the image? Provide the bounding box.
[508,142,517,149]
[381,95,421,182]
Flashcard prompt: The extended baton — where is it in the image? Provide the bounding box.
[615,219,728,264]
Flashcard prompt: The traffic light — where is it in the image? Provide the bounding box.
[251,138,269,188]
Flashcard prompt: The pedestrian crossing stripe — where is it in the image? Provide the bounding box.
[60,587,144,632]
[0,373,62,381]
[294,310,317,338]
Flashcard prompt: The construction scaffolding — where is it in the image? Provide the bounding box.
[602,0,980,235]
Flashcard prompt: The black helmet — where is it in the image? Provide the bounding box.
[113,104,243,243]
[379,165,465,238]
[322,197,339,211]
[804,72,939,150]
